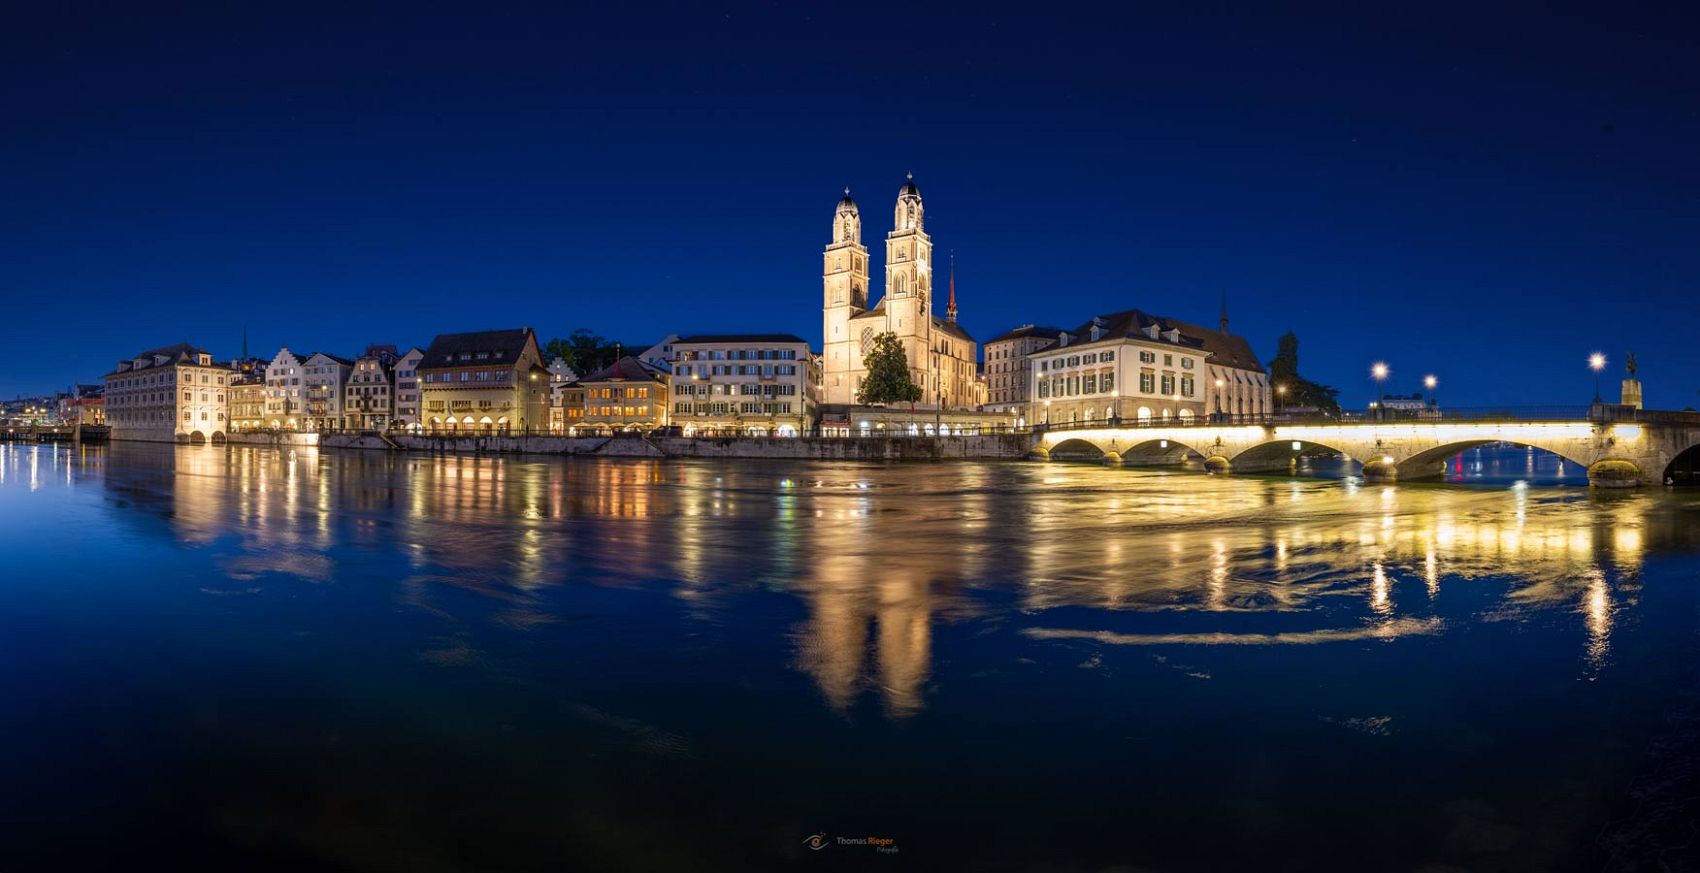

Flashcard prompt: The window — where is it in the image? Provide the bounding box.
[1181,376,1195,396]
[1140,372,1155,393]
[1102,372,1114,392]
[1161,374,1175,395]
[1139,351,1156,364]
[1181,358,1194,370]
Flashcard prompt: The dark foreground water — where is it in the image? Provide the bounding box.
[4,442,1700,872]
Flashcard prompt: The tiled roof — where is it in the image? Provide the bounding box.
[931,316,975,342]
[419,328,540,370]
[580,355,667,384]
[987,325,1063,344]
[1037,309,1265,373]
[675,333,809,345]
[108,342,208,376]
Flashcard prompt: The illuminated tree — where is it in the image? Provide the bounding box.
[857,332,922,405]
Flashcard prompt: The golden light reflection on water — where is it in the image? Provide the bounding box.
[40,444,1695,718]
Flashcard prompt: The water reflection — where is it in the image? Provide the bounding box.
[15,441,1694,718]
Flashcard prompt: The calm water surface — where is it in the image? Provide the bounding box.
[4,441,1700,872]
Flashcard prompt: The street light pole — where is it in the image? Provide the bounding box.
[1589,353,1606,404]
[1371,362,1389,421]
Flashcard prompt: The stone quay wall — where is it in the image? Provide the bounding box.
[225,431,1036,461]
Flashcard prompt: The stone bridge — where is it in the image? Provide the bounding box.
[1032,407,1700,487]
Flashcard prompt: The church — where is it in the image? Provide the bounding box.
[821,176,980,409]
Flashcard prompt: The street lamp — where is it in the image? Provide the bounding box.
[1423,374,1437,413]
[1276,384,1287,416]
[1371,362,1389,420]
[1589,353,1606,403]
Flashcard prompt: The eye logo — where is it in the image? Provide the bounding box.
[803,832,829,851]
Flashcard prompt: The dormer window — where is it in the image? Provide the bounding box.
[1144,325,1160,340]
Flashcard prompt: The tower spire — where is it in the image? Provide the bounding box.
[947,250,958,323]
[1219,292,1229,334]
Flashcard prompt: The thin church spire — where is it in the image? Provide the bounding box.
[947,250,958,323]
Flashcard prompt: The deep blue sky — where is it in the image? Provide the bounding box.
[4,4,1697,408]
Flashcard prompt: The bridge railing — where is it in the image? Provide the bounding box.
[1036,406,1602,434]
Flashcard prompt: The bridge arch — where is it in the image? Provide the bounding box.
[1230,438,1362,476]
[1395,439,1593,482]
[1117,437,1210,467]
[187,430,207,445]
[1663,441,1700,486]
[1048,438,1108,462]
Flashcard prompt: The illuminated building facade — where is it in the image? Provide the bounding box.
[1031,309,1269,426]
[668,334,818,436]
[417,327,550,433]
[104,342,229,443]
[984,325,1062,423]
[821,177,979,409]
[571,356,669,434]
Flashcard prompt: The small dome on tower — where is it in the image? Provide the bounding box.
[837,187,858,212]
[898,172,921,199]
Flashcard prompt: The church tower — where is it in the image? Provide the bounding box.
[822,188,868,405]
[885,174,934,402]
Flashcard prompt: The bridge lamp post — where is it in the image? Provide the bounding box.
[1276,384,1287,415]
[1423,375,1438,414]
[1589,353,1606,403]
[1371,363,1389,420]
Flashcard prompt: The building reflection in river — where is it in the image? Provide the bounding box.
[59,442,1693,718]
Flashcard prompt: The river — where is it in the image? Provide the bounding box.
[3,441,1699,871]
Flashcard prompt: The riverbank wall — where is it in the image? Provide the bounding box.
[220,431,1036,460]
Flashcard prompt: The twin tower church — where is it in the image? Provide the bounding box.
[821,176,980,409]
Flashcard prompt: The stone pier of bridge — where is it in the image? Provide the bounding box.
[1033,412,1700,487]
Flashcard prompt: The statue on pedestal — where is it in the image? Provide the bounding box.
[1621,351,1643,410]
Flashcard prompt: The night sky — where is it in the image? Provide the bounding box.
[5,4,1697,408]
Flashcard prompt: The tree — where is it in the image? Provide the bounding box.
[543,329,621,374]
[1267,331,1341,415]
[856,332,922,405]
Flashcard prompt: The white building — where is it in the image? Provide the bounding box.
[344,345,399,431]
[264,347,306,429]
[1030,308,1269,427]
[638,334,679,373]
[104,343,230,443]
[393,347,425,431]
[668,333,819,436]
[303,351,353,431]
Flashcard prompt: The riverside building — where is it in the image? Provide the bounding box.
[1030,309,1269,427]
[668,333,818,436]
[984,325,1063,426]
[417,328,550,433]
[104,343,229,443]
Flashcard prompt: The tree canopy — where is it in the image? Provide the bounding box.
[543,329,623,375]
[856,332,923,405]
[1267,331,1341,415]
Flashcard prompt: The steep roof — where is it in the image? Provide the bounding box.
[108,342,209,376]
[675,333,809,345]
[986,325,1063,344]
[930,316,975,342]
[1036,308,1265,373]
[305,351,354,367]
[419,328,541,370]
[1163,318,1265,374]
[579,355,667,384]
